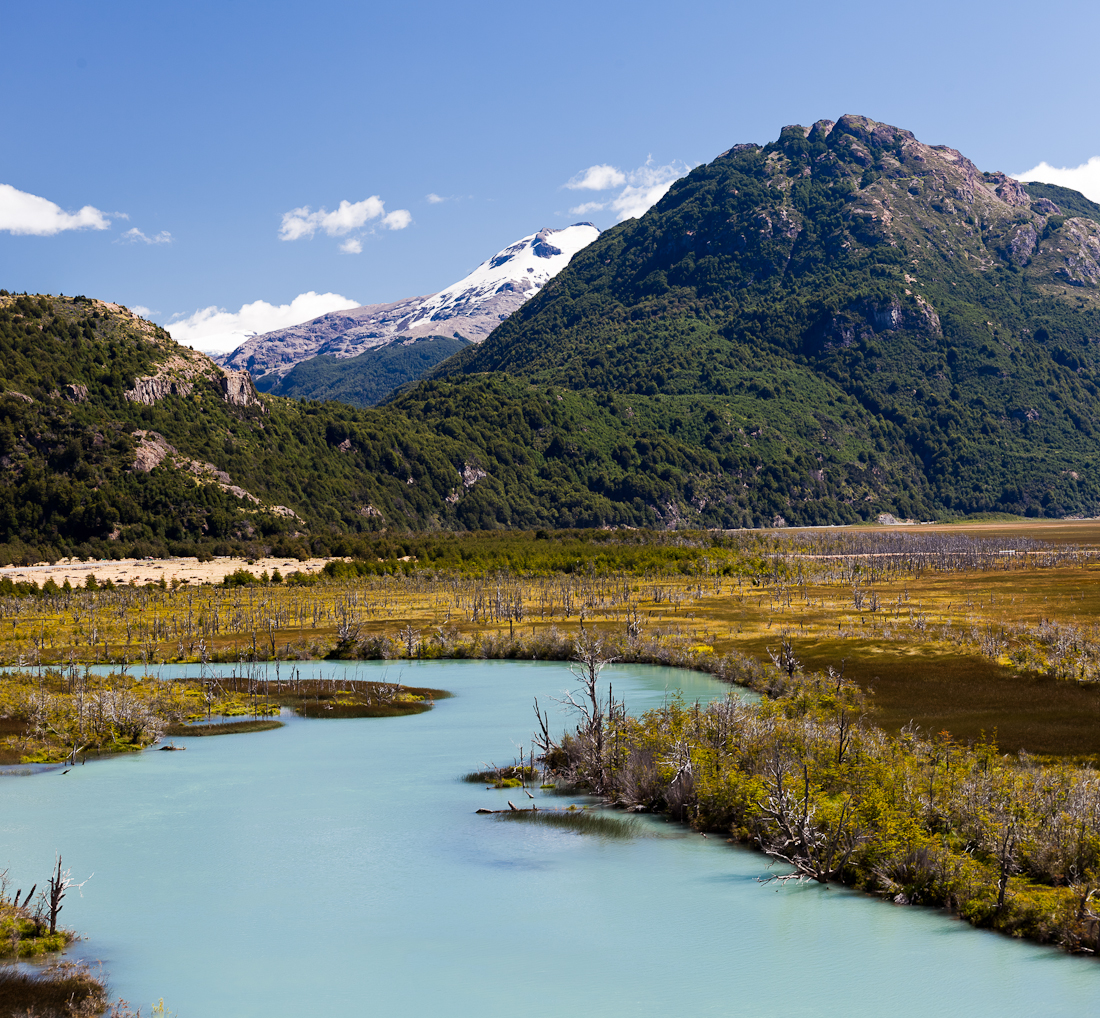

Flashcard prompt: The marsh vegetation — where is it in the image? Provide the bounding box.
[4,523,1100,754]
[7,522,1100,962]
[526,632,1100,953]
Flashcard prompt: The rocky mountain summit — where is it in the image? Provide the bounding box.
[219,223,599,382]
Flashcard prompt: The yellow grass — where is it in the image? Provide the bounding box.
[4,520,1100,757]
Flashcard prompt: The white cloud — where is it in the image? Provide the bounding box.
[339,238,363,254]
[382,208,412,230]
[566,164,627,191]
[562,158,690,222]
[120,227,172,244]
[165,290,360,355]
[568,200,607,216]
[1013,157,1100,204]
[426,193,445,204]
[0,182,112,236]
[132,305,152,318]
[279,195,411,246]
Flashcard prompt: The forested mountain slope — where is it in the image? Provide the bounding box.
[0,293,759,561]
[256,335,470,407]
[5,116,1100,564]
[448,115,1100,521]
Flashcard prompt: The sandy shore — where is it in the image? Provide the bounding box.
[0,556,339,588]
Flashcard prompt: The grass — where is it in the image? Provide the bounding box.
[0,670,452,764]
[272,680,450,720]
[463,765,538,786]
[295,701,432,718]
[163,718,285,737]
[5,522,1100,761]
[773,639,1100,758]
[492,809,639,838]
[0,962,105,1017]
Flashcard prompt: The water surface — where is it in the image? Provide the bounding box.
[2,660,1098,1016]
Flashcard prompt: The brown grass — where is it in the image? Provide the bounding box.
[6,520,1100,760]
[752,637,1100,757]
[163,718,285,737]
[0,962,105,1017]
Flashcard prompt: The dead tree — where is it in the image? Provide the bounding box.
[756,754,863,883]
[559,630,619,794]
[45,855,89,935]
[766,631,801,680]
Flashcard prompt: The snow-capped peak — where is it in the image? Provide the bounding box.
[407,223,598,326]
[220,222,599,378]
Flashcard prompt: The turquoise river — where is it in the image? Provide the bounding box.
[2,660,1099,1016]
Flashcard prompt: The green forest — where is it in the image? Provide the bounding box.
[4,117,1100,562]
[256,334,469,406]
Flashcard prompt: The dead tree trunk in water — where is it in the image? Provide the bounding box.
[561,630,619,794]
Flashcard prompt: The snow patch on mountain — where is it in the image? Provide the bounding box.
[407,222,597,328]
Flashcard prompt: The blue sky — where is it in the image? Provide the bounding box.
[3,0,1100,352]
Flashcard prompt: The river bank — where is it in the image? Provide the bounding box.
[3,659,1097,1017]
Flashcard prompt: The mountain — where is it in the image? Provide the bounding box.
[0,291,733,561]
[7,115,1100,563]
[256,335,470,407]
[442,114,1100,521]
[220,223,599,384]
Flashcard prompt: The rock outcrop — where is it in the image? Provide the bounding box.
[218,368,262,407]
[130,430,261,503]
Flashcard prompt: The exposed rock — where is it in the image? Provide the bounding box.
[126,375,193,404]
[132,430,173,472]
[224,485,260,504]
[1006,223,1039,265]
[1053,218,1100,286]
[125,353,208,405]
[867,297,902,331]
[462,462,487,487]
[985,172,1032,208]
[3,391,33,404]
[131,429,265,505]
[1031,198,1061,216]
[908,294,942,335]
[218,368,261,408]
[64,383,88,403]
[531,228,563,259]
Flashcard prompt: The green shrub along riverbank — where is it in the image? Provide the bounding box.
[532,633,1100,954]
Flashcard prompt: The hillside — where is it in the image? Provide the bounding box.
[6,115,1100,562]
[447,115,1100,520]
[256,335,470,407]
[0,293,753,562]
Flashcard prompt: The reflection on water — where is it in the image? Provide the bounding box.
[1,660,1098,1018]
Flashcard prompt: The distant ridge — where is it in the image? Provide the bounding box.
[219,223,599,383]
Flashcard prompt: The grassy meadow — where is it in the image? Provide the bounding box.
[3,520,1100,762]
